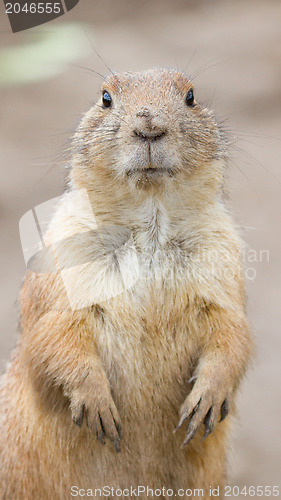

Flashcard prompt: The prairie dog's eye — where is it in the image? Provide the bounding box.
[186,88,194,106]
[102,90,112,108]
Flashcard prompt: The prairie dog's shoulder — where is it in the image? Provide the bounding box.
[45,189,98,245]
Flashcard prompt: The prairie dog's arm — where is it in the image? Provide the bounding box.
[19,274,122,452]
[21,309,102,389]
[196,305,252,390]
[176,304,252,446]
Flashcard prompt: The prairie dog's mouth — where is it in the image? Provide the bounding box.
[133,130,166,142]
[126,167,175,177]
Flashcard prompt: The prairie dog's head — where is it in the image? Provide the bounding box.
[71,69,227,200]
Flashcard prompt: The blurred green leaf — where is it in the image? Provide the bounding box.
[0,24,91,86]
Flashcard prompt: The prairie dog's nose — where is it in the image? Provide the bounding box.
[133,108,167,142]
[136,107,151,119]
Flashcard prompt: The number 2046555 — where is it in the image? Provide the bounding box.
[225,486,280,497]
[5,3,62,14]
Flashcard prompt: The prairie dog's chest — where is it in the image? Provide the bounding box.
[94,200,197,348]
[88,209,204,398]
[92,244,198,391]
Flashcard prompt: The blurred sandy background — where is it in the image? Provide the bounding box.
[0,0,280,495]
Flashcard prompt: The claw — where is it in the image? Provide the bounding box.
[110,407,123,440]
[96,412,106,443]
[202,407,213,441]
[181,426,198,447]
[188,376,197,384]
[220,399,229,422]
[115,421,123,440]
[73,403,85,427]
[174,411,190,433]
[181,401,205,447]
[95,413,105,445]
[174,399,201,433]
[96,431,106,445]
[114,439,121,453]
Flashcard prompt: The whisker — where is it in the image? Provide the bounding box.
[189,57,224,82]
[228,142,281,186]
[181,47,199,75]
[228,157,263,205]
[70,63,105,81]
[84,31,117,80]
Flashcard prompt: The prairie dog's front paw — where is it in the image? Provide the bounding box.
[175,377,231,447]
[67,371,122,452]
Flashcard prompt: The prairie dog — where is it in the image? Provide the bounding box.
[0,69,252,499]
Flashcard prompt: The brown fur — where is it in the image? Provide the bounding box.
[0,69,252,499]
